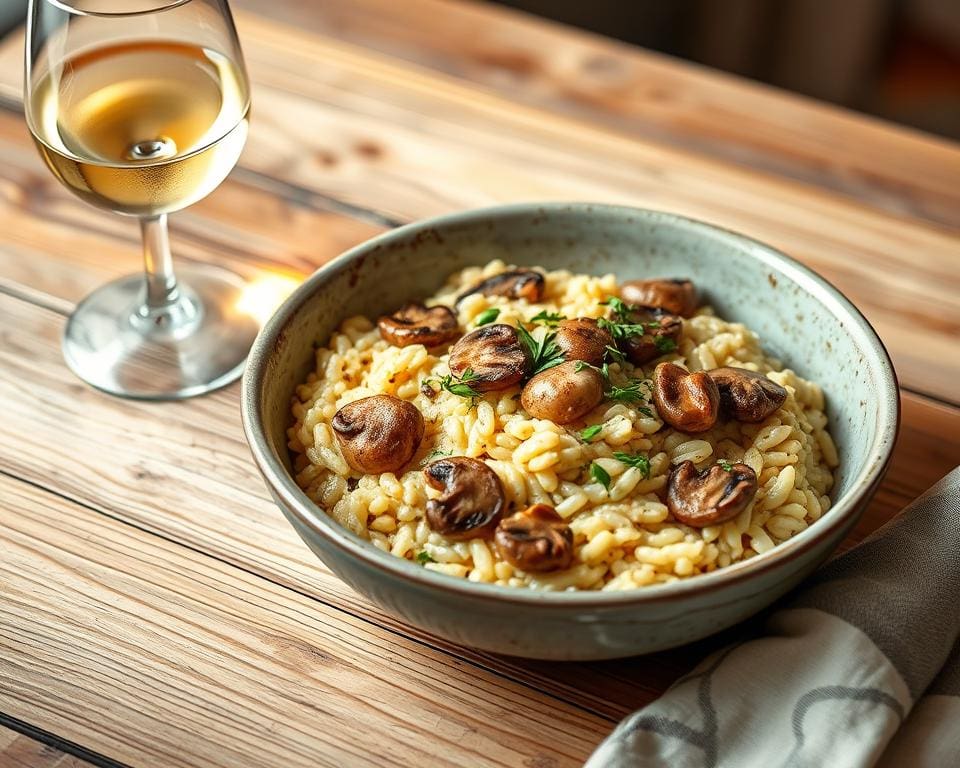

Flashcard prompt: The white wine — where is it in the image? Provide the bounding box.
[29,41,249,216]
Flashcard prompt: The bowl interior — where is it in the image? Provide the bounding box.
[250,204,898,596]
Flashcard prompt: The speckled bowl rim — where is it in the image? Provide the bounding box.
[242,202,900,608]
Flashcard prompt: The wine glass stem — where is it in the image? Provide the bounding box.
[141,214,180,309]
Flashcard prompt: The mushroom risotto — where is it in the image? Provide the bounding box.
[289,261,838,591]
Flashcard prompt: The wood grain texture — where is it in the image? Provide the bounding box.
[2,17,957,402]
[232,0,960,231]
[0,4,957,765]
[0,286,958,726]
[0,476,610,768]
[0,727,97,768]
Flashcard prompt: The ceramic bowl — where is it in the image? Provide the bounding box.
[241,203,899,660]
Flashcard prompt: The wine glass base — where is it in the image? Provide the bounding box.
[62,264,261,400]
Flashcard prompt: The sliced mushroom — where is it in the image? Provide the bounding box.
[456,269,545,306]
[621,279,698,317]
[652,362,719,433]
[554,318,613,366]
[494,504,573,573]
[332,395,424,474]
[424,457,505,540]
[378,303,460,348]
[707,367,788,423]
[617,305,682,366]
[520,360,604,424]
[667,460,758,527]
[448,324,529,392]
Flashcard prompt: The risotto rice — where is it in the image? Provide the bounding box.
[289,261,837,591]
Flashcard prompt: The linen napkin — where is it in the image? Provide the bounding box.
[586,466,960,768]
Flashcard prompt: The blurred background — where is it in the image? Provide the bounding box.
[5,0,957,140]
[496,0,960,140]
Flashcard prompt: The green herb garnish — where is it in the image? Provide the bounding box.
[415,551,436,565]
[604,344,626,364]
[612,451,651,479]
[579,424,603,442]
[600,296,670,348]
[438,368,482,400]
[589,462,611,489]
[654,335,677,354]
[517,324,565,376]
[717,459,734,472]
[529,310,566,327]
[424,448,453,462]
[601,296,633,320]
[576,360,649,405]
[474,308,500,326]
[606,379,646,403]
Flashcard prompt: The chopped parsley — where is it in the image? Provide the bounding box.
[424,447,453,462]
[612,451,651,479]
[415,551,436,565]
[606,378,646,403]
[589,462,611,489]
[437,368,482,400]
[579,424,603,442]
[576,361,652,406]
[654,335,677,354]
[604,344,626,364]
[529,310,566,327]
[717,459,734,472]
[601,296,634,320]
[599,296,671,349]
[517,323,565,376]
[474,308,500,326]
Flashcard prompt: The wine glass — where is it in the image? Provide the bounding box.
[25,0,259,399]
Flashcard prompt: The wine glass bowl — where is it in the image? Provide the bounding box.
[25,0,258,399]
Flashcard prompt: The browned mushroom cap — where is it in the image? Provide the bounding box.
[520,360,604,424]
[448,324,529,392]
[554,318,613,366]
[456,269,545,306]
[332,395,425,474]
[707,367,788,423]
[378,303,460,348]
[652,362,719,433]
[494,504,574,573]
[621,279,698,317]
[617,306,683,366]
[424,457,505,540]
[667,460,758,527]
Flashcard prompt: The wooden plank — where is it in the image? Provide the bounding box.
[1,20,957,403]
[233,0,960,230]
[1,282,958,719]
[0,475,611,768]
[0,287,664,719]
[0,726,98,768]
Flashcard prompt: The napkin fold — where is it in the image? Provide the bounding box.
[586,467,960,768]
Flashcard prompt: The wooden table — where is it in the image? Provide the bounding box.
[1,1,958,765]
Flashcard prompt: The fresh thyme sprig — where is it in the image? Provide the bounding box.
[517,323,565,376]
[436,368,482,400]
[528,310,566,327]
[589,462,611,489]
[612,451,652,479]
[579,424,603,442]
[575,360,653,411]
[598,296,667,341]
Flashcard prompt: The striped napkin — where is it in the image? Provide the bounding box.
[586,467,960,768]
